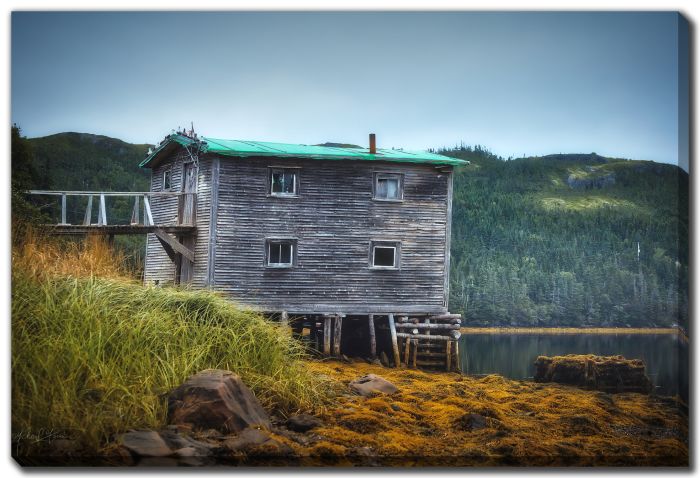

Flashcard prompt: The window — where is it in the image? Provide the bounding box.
[374,173,403,200]
[370,241,400,269]
[270,168,298,196]
[265,239,296,268]
[163,169,172,191]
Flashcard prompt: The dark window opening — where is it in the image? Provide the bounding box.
[271,169,298,196]
[266,239,296,267]
[163,170,172,190]
[374,173,402,200]
[370,241,400,269]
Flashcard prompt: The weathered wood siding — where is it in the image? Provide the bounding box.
[143,154,212,287]
[211,155,451,313]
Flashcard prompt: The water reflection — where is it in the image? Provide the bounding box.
[458,333,688,400]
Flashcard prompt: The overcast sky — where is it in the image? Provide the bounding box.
[11,11,688,169]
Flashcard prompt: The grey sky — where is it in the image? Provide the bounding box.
[11,12,688,169]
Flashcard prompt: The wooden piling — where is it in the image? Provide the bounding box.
[323,317,331,355]
[368,314,376,358]
[411,339,418,368]
[332,315,343,356]
[388,314,401,368]
[453,340,461,372]
[403,337,410,365]
[445,340,452,372]
[281,310,288,328]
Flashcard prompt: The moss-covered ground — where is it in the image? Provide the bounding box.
[288,360,688,466]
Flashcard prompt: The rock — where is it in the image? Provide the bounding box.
[534,355,652,394]
[120,430,173,457]
[390,404,401,412]
[286,414,322,433]
[223,428,270,452]
[370,358,383,366]
[158,429,213,457]
[455,413,488,431]
[168,369,271,433]
[340,354,352,363]
[379,351,390,367]
[349,374,398,397]
[223,428,294,457]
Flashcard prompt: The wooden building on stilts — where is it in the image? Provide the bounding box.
[31,129,468,371]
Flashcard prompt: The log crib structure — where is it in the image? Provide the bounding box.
[29,129,467,372]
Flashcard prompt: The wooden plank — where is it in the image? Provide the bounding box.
[388,314,400,368]
[332,315,342,356]
[454,341,461,372]
[131,195,140,225]
[153,228,195,262]
[323,317,331,355]
[43,225,196,235]
[444,170,453,310]
[368,314,376,358]
[60,193,67,225]
[411,339,418,368]
[143,196,154,226]
[99,194,107,226]
[445,340,452,372]
[395,323,460,330]
[28,190,182,197]
[83,195,93,226]
[206,157,220,286]
[396,332,453,342]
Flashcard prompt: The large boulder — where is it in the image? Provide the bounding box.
[349,374,398,397]
[286,414,322,433]
[167,369,271,433]
[534,354,652,394]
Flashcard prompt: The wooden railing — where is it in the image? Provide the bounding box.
[27,190,196,227]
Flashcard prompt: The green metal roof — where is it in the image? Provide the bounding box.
[140,133,467,168]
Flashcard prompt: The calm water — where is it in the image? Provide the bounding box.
[458,333,688,400]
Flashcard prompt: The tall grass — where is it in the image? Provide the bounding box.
[12,231,332,454]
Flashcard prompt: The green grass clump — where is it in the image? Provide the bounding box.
[12,265,330,454]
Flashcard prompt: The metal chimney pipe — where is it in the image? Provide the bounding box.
[369,133,376,154]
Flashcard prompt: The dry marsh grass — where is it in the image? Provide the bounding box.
[11,231,331,455]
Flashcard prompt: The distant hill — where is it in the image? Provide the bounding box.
[22,132,688,328]
[442,146,688,328]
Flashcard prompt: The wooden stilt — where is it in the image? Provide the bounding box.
[323,317,331,355]
[388,314,401,368]
[281,310,288,328]
[453,340,461,372]
[403,337,410,365]
[368,314,376,358]
[445,340,452,372]
[332,315,342,357]
[411,339,418,368]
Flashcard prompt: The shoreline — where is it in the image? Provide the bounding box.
[460,327,682,336]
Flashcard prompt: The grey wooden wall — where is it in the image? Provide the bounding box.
[210,155,452,314]
[143,154,212,287]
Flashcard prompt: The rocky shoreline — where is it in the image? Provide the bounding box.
[14,359,689,467]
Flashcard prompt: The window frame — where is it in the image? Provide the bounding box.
[163,169,172,191]
[372,171,404,202]
[264,237,298,268]
[369,240,401,270]
[268,166,301,198]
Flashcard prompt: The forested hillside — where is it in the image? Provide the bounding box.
[19,130,689,328]
[443,147,688,328]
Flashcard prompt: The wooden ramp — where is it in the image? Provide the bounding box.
[28,189,197,267]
